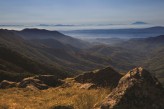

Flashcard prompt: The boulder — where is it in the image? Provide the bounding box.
[0,75,63,90]
[75,67,122,87]
[0,80,17,89]
[18,77,49,90]
[34,75,63,87]
[97,67,164,109]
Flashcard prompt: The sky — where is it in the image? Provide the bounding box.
[0,0,164,25]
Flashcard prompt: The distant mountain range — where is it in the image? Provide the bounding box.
[63,26,164,38]
[38,24,76,26]
[132,21,148,25]
[66,26,164,34]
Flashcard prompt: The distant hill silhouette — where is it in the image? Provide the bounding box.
[132,21,148,25]
[65,26,164,38]
[19,28,90,48]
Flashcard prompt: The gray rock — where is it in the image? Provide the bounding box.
[34,75,63,87]
[0,80,17,89]
[18,77,49,90]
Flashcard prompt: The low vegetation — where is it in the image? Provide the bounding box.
[0,79,110,109]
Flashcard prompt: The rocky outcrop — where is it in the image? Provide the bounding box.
[0,75,63,90]
[0,80,17,89]
[18,77,49,90]
[34,75,63,87]
[97,67,164,109]
[75,67,122,87]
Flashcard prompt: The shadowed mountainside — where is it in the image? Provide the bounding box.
[18,28,91,48]
[0,29,106,82]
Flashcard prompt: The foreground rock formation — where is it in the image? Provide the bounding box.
[33,75,63,87]
[97,67,164,109]
[75,67,122,87]
[0,66,163,108]
[0,75,63,90]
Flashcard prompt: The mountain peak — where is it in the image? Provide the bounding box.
[20,28,67,40]
[98,67,164,109]
[21,28,61,34]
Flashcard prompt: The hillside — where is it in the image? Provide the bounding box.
[0,29,74,81]
[116,35,164,83]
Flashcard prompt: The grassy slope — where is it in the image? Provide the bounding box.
[0,78,110,109]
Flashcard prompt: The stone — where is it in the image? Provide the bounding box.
[0,80,17,89]
[18,77,49,90]
[75,67,122,88]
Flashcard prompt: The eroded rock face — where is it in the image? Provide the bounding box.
[0,80,17,89]
[75,67,122,87]
[98,67,164,109]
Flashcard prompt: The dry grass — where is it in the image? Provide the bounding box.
[0,78,110,109]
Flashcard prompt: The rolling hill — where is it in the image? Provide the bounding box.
[18,28,90,48]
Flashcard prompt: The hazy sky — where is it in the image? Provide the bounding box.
[0,0,164,25]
